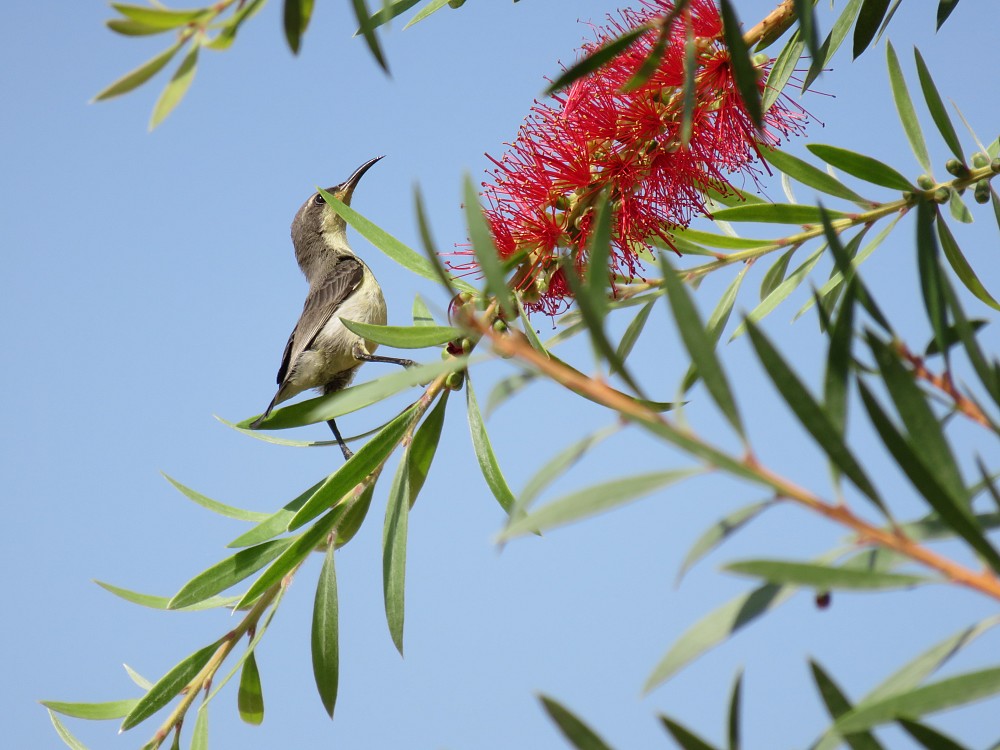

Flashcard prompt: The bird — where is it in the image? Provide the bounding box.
[250,156,414,459]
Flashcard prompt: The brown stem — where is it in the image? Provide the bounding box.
[476,318,1000,602]
[896,342,993,429]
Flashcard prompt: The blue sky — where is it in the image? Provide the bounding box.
[4,1,999,748]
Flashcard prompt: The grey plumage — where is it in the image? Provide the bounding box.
[251,156,413,458]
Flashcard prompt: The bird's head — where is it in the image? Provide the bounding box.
[291,156,384,267]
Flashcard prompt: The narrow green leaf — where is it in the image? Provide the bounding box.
[660,715,721,750]
[825,276,857,442]
[914,48,964,162]
[612,299,656,375]
[288,406,415,530]
[661,256,744,438]
[94,580,239,611]
[351,0,389,72]
[148,43,198,130]
[412,294,435,327]
[106,18,171,36]
[669,228,772,250]
[237,651,264,725]
[725,560,929,589]
[853,0,890,58]
[408,390,447,502]
[623,8,671,92]
[92,39,184,101]
[227,478,323,548]
[413,187,461,295]
[340,319,460,349]
[47,710,89,750]
[732,243,825,339]
[162,473,269,522]
[937,218,1000,310]
[836,667,1000,733]
[368,0,421,28]
[544,26,648,95]
[123,664,153,691]
[334,478,376,548]
[856,378,1000,573]
[885,42,931,173]
[42,700,138,720]
[810,660,885,750]
[312,541,339,717]
[745,321,887,514]
[916,202,950,363]
[248,356,466,429]
[644,583,793,690]
[517,298,550,356]
[678,500,773,581]
[763,35,803,114]
[190,707,208,750]
[791,0,819,70]
[111,4,209,28]
[807,144,914,190]
[759,246,795,301]
[463,175,514,319]
[168,539,294,609]
[679,18,697,145]
[940,275,1000,406]
[502,469,700,540]
[466,376,515,513]
[682,263,748,392]
[948,189,972,223]
[727,670,743,750]
[283,0,314,54]
[539,696,615,750]
[321,191,474,293]
[383,452,410,654]
[402,0,452,29]
[712,203,848,224]
[804,0,864,90]
[583,190,613,320]
[899,719,968,750]
[718,0,762,128]
[121,642,219,730]
[936,0,961,29]
[486,372,537,416]
[763,147,869,203]
[204,0,266,50]
[702,184,766,207]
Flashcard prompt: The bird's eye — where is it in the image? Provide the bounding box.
[313,193,325,205]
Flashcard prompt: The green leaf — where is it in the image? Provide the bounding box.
[544,26,648,95]
[227,478,323,548]
[914,48,964,162]
[462,175,514,319]
[321,191,474,293]
[106,18,172,36]
[677,500,773,582]
[916,202,950,364]
[351,0,389,72]
[856,378,1000,573]
[732,244,824,339]
[718,0,762,129]
[885,41,931,173]
[42,699,138,720]
[936,0,961,29]
[486,372,536,416]
[111,4,209,28]
[682,263,748,392]
[412,294,435,327]
[121,642,219,730]
[727,670,743,750]
[466,375,515,513]
[149,42,198,130]
[311,541,339,717]
[836,666,1000,733]
[611,299,656,376]
[803,0,864,90]
[169,538,294,609]
[237,651,264,725]
[645,583,793,691]
[791,1,819,71]
[190,707,208,750]
[123,664,153,690]
[288,406,415,530]
[162,473,269,522]
[383,452,410,654]
[94,579,239,611]
[92,38,185,101]
[539,696,615,750]
[853,0,890,59]
[763,147,869,204]
[283,0,314,54]
[745,321,887,514]
[711,203,848,224]
[763,36,803,114]
[248,356,466,429]
[369,0,421,28]
[810,661,885,750]
[679,18,697,145]
[47,710,89,750]
[402,0,452,29]
[334,478,376,548]
[340,319,461,349]
[759,246,795,302]
[661,256,744,438]
[669,228,772,250]
[501,469,700,540]
[940,276,1000,405]
[408,391,447,503]
[937,218,1000,311]
[725,560,929,590]
[899,719,969,750]
[807,144,914,190]
[660,715,721,750]
[583,190,613,320]
[204,0,266,50]
[413,187,461,295]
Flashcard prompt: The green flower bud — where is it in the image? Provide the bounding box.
[916,174,935,190]
[945,158,970,178]
[974,178,991,204]
[933,187,950,204]
[445,371,465,391]
[971,152,989,168]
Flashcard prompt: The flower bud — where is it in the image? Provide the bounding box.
[448,0,465,7]
[992,158,1000,174]
[933,187,950,204]
[916,174,935,190]
[445,371,465,391]
[945,158,970,178]
[971,152,989,169]
[974,178,991,204]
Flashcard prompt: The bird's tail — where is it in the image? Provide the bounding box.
[249,395,279,430]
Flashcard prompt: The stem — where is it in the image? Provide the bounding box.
[896,341,993,429]
[475,317,1000,602]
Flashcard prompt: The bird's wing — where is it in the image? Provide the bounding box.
[275,256,365,386]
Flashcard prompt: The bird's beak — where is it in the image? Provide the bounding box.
[331,155,385,205]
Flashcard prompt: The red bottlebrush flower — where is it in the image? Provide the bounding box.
[453,0,808,315]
